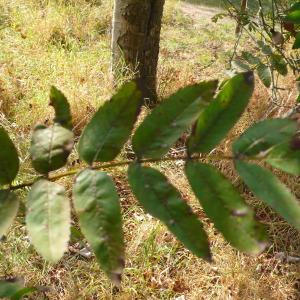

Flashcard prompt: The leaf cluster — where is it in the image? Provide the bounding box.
[0,73,300,287]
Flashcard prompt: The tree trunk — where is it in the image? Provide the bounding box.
[112,0,165,107]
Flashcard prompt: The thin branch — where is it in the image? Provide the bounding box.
[9,154,241,191]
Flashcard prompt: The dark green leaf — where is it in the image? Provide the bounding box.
[50,86,72,129]
[284,2,300,24]
[185,162,268,254]
[257,41,273,55]
[270,54,288,76]
[188,72,254,154]
[0,190,19,237]
[235,160,300,230]
[0,278,39,300]
[232,119,297,157]
[0,278,23,298]
[132,81,218,159]
[0,127,19,185]
[73,169,124,285]
[241,51,261,65]
[30,124,74,174]
[70,225,84,243]
[11,287,39,300]
[78,81,142,164]
[128,164,211,260]
[266,142,300,175]
[256,63,271,88]
[293,32,300,49]
[26,180,71,263]
[232,60,251,72]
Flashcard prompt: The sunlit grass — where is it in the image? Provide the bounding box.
[0,0,299,299]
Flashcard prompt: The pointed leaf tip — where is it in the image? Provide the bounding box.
[128,164,211,261]
[78,81,142,164]
[133,80,218,159]
[188,72,254,154]
[185,161,268,255]
[50,86,72,129]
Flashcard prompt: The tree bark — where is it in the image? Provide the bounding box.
[112,0,165,107]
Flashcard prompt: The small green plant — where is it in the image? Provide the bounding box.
[217,0,300,103]
[0,71,299,288]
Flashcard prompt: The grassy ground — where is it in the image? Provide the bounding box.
[0,0,300,299]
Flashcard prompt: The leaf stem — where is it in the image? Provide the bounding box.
[9,154,238,191]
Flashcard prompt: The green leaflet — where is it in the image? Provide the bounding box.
[256,63,271,88]
[0,279,23,299]
[284,2,300,24]
[232,119,297,157]
[257,41,273,55]
[78,81,142,164]
[241,51,261,65]
[0,127,19,185]
[188,72,254,154]
[73,169,124,285]
[132,80,218,159]
[50,86,72,129]
[232,60,251,72]
[235,161,300,230]
[30,124,74,174]
[26,180,71,263]
[293,32,300,49]
[270,54,288,76]
[185,162,268,255]
[266,142,300,175]
[0,279,38,300]
[128,164,211,261]
[0,190,19,237]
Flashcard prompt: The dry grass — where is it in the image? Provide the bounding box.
[0,0,300,299]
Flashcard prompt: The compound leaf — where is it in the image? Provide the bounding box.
[26,180,71,263]
[30,124,74,174]
[188,72,254,154]
[78,81,142,164]
[185,161,268,254]
[73,169,124,285]
[132,81,218,159]
[0,127,19,185]
[0,190,19,237]
[235,161,300,230]
[128,164,211,261]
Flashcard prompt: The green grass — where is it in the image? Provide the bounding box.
[185,0,273,10]
[0,0,300,299]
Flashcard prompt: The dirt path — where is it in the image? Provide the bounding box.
[180,2,223,21]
